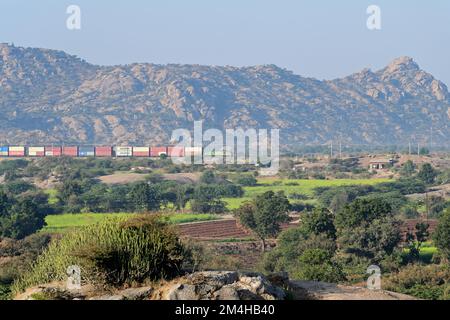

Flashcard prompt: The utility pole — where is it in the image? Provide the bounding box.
[408,141,411,156]
[330,142,333,159]
[417,143,420,156]
[430,124,433,152]
[339,141,342,159]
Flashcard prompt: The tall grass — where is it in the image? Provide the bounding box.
[13,215,186,294]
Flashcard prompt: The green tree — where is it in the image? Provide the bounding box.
[433,209,450,262]
[295,249,345,283]
[405,222,430,263]
[235,175,258,187]
[235,191,290,252]
[417,163,438,185]
[0,193,50,240]
[335,198,401,262]
[401,160,416,177]
[300,207,336,240]
[190,185,226,214]
[129,182,162,212]
[200,170,216,184]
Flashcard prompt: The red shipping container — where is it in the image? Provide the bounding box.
[45,147,62,157]
[150,147,168,157]
[168,147,185,158]
[62,146,78,157]
[95,146,112,157]
[9,151,25,157]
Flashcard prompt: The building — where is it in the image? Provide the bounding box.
[369,159,394,170]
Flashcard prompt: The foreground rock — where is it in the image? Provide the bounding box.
[163,272,285,300]
[15,271,417,301]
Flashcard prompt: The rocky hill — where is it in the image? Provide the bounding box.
[1,43,449,148]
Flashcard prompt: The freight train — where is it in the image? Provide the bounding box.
[0,146,203,158]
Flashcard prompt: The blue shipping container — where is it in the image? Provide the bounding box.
[0,146,8,156]
[79,147,95,157]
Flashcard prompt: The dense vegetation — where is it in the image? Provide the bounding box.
[13,216,186,293]
[0,156,449,300]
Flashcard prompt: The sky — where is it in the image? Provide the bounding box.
[1,0,450,85]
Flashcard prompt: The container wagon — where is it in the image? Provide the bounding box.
[28,147,45,157]
[0,146,8,157]
[115,146,133,157]
[168,146,185,158]
[62,146,78,157]
[185,147,203,157]
[95,146,113,157]
[45,147,62,157]
[132,147,150,157]
[9,146,25,157]
[79,146,95,157]
[150,147,168,158]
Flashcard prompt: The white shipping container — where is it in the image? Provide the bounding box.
[9,146,25,152]
[28,147,45,156]
[133,147,150,152]
[115,147,133,157]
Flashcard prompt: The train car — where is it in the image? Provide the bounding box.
[115,146,133,157]
[62,146,78,157]
[0,146,8,157]
[28,147,45,157]
[79,146,95,157]
[95,146,113,157]
[9,146,26,157]
[185,147,203,157]
[132,147,150,157]
[168,146,185,158]
[45,147,62,157]
[150,147,168,158]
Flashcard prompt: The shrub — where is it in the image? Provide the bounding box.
[13,216,186,293]
[293,249,345,283]
[384,264,450,300]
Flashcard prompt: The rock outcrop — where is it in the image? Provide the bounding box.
[14,271,417,301]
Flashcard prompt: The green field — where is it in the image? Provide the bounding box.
[42,213,221,234]
[44,188,59,205]
[224,178,392,209]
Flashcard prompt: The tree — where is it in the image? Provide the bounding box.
[295,249,345,283]
[417,163,437,185]
[433,209,450,262]
[235,191,290,252]
[129,182,162,212]
[0,193,50,240]
[401,160,416,177]
[200,170,216,184]
[335,197,393,229]
[190,185,226,214]
[300,207,336,240]
[405,222,430,263]
[335,198,401,262]
[235,175,258,187]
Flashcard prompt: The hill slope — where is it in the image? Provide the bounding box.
[1,44,449,148]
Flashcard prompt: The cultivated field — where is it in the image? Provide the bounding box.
[224,178,392,209]
[42,213,221,233]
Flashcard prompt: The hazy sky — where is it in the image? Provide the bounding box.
[1,0,450,85]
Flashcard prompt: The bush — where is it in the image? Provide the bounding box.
[234,175,258,187]
[434,209,450,262]
[13,216,186,293]
[385,264,450,300]
[293,249,345,283]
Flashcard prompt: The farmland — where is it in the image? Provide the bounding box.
[42,213,221,234]
[224,178,392,209]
